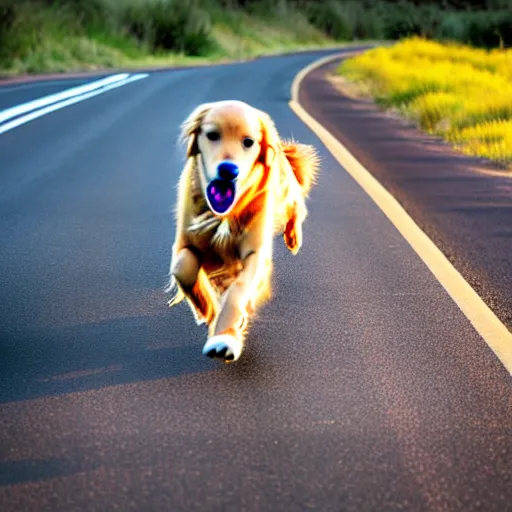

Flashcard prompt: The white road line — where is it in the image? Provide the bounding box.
[0,73,148,135]
[0,73,130,124]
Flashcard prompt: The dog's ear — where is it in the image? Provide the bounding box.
[179,103,212,158]
[257,110,281,168]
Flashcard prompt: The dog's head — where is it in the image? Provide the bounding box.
[180,100,280,216]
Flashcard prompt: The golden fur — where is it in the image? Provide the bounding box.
[167,100,319,362]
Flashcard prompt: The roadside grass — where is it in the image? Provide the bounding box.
[0,0,345,77]
[1,0,510,78]
[209,7,334,60]
[338,37,512,168]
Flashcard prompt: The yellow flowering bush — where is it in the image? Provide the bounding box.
[338,37,512,168]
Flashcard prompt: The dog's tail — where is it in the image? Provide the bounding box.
[282,140,320,197]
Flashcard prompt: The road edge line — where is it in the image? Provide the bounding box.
[289,52,512,375]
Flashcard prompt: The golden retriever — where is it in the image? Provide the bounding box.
[166,100,319,362]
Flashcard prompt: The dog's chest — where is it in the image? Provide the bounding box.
[187,210,242,262]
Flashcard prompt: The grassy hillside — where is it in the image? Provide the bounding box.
[0,0,511,77]
[0,0,340,76]
[337,37,512,168]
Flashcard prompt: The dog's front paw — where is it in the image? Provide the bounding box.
[284,219,302,255]
[202,334,243,363]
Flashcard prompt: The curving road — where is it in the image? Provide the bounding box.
[0,49,511,512]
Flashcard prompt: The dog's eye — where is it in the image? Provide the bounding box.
[243,137,254,149]
[206,131,220,142]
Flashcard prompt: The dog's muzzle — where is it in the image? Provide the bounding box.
[206,161,239,215]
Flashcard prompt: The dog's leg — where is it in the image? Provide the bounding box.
[202,249,269,363]
[202,208,274,363]
[170,247,218,326]
[284,198,307,255]
[284,211,302,255]
[168,161,220,325]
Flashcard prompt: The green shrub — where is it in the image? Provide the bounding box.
[245,0,289,17]
[353,6,385,40]
[464,11,512,48]
[121,0,214,56]
[376,1,444,40]
[304,0,354,40]
[56,0,114,30]
[0,2,75,65]
[0,3,17,61]
[436,10,512,48]
[436,12,470,43]
[376,1,422,39]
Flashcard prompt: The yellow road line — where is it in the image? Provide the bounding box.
[289,52,512,375]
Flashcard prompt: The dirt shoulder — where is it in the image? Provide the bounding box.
[299,59,512,332]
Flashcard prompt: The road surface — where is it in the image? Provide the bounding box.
[0,49,511,512]
[299,59,512,331]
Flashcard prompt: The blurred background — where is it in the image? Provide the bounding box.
[0,0,510,76]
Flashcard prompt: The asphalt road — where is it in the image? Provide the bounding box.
[0,49,511,512]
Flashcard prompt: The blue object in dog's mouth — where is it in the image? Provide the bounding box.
[206,179,236,214]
